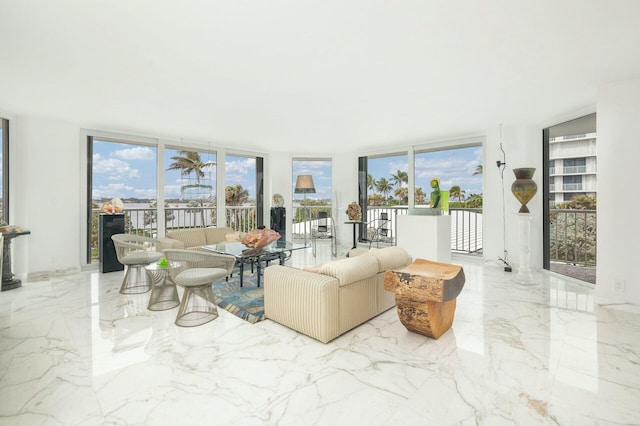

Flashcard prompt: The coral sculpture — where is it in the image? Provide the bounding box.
[101,198,124,214]
[346,202,362,221]
[241,228,281,248]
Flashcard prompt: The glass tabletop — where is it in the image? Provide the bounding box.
[202,241,307,259]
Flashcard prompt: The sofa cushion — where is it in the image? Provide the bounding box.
[166,229,207,247]
[370,246,410,272]
[204,227,233,245]
[319,253,379,286]
[303,265,324,273]
[225,231,242,242]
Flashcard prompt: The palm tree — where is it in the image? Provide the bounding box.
[473,165,483,176]
[225,184,249,206]
[390,170,408,188]
[394,186,408,204]
[225,184,250,230]
[376,177,393,202]
[367,173,376,192]
[449,185,465,202]
[167,151,215,226]
[367,193,385,206]
[414,187,426,204]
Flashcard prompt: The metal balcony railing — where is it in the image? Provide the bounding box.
[91,204,595,269]
[90,205,257,261]
[356,206,483,255]
[549,209,596,267]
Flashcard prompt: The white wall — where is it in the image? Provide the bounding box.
[267,151,358,249]
[9,76,639,309]
[9,116,543,277]
[482,125,543,270]
[12,116,82,276]
[331,153,359,248]
[595,76,640,305]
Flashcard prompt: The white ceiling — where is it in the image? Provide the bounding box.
[1,0,639,153]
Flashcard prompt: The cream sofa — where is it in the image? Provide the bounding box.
[264,246,411,343]
[157,227,243,250]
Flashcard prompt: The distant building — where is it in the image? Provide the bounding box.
[548,132,597,206]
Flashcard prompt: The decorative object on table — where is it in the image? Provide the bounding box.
[384,258,465,339]
[294,175,316,245]
[241,228,281,248]
[100,198,124,214]
[511,168,537,213]
[429,178,443,214]
[345,202,362,221]
[158,257,169,268]
[272,193,284,207]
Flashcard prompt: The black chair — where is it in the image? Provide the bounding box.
[366,212,392,249]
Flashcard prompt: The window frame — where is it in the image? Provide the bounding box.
[1,118,8,224]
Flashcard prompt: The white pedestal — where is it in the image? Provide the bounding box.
[514,213,535,285]
[397,215,451,263]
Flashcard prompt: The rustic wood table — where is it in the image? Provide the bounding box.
[384,258,465,339]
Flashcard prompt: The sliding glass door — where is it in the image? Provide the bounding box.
[543,114,597,283]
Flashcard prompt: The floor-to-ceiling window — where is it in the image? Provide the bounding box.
[358,144,483,253]
[0,118,8,224]
[291,158,332,243]
[164,147,217,229]
[358,152,408,244]
[544,113,597,284]
[87,137,157,264]
[414,145,483,254]
[225,154,263,232]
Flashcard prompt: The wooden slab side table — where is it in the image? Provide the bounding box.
[384,258,465,339]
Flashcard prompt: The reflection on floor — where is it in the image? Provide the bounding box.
[1,242,639,425]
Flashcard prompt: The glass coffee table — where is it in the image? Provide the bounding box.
[201,241,308,288]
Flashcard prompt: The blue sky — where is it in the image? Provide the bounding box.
[92,141,256,201]
[368,146,483,197]
[92,141,482,202]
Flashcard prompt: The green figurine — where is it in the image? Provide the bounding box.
[430,178,441,209]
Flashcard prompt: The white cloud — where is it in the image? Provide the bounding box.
[225,157,255,183]
[114,146,155,160]
[163,184,183,198]
[93,153,140,180]
[92,183,135,199]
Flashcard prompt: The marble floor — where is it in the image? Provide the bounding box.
[1,243,639,425]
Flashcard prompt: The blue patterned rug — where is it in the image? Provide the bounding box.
[212,269,265,324]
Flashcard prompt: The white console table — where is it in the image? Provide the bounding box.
[396,215,451,264]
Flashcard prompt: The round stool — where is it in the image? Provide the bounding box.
[173,268,230,327]
[146,261,180,311]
